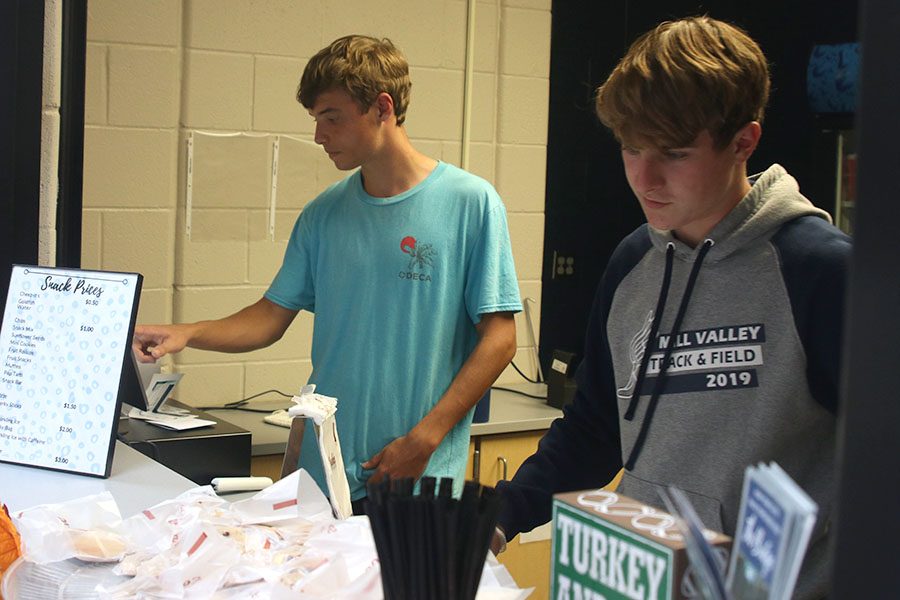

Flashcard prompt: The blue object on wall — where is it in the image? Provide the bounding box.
[472,389,491,423]
[807,42,860,114]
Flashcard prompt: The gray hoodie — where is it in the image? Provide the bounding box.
[497,164,851,598]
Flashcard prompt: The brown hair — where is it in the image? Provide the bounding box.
[298,35,411,125]
[595,16,770,149]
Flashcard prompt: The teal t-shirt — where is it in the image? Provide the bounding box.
[265,162,522,499]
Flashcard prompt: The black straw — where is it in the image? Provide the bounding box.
[366,477,503,600]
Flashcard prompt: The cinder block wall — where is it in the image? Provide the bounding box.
[82,0,550,407]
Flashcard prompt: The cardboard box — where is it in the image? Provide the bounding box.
[551,489,731,600]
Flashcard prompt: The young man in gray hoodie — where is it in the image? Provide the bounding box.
[493,16,849,598]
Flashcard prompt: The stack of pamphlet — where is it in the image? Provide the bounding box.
[658,486,731,600]
[660,461,818,600]
[725,462,819,600]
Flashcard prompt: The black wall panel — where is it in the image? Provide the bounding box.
[0,0,45,319]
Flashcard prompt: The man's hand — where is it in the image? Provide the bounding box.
[362,429,439,484]
[132,324,193,363]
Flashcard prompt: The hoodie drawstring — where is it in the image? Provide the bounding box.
[624,242,676,421]
[623,238,714,471]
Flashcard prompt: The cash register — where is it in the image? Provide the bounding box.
[115,352,251,485]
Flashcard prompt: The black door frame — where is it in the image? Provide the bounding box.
[56,0,87,268]
[0,0,45,319]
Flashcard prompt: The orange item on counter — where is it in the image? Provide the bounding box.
[0,503,22,578]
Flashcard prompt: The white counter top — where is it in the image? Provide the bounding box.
[471,383,562,436]
[0,383,564,517]
[206,382,563,456]
[0,442,196,517]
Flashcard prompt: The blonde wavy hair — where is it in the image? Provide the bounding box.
[595,16,770,149]
[298,35,411,125]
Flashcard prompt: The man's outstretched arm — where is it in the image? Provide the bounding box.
[132,297,299,362]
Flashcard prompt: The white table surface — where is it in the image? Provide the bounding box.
[0,441,198,517]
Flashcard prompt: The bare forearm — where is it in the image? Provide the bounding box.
[186,300,294,353]
[134,298,297,362]
[413,313,517,449]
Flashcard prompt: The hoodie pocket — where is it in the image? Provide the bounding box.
[621,471,726,534]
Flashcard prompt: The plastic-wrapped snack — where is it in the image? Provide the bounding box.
[69,529,127,563]
[10,491,127,564]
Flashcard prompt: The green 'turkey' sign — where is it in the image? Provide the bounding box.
[551,500,673,600]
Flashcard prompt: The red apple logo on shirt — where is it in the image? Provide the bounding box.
[399,235,436,270]
[400,236,417,254]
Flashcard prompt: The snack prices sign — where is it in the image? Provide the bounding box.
[551,499,673,600]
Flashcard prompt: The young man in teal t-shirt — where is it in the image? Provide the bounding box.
[133,35,521,506]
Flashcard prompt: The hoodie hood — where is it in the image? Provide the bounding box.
[647,164,832,263]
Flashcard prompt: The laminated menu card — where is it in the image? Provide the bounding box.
[0,265,142,478]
